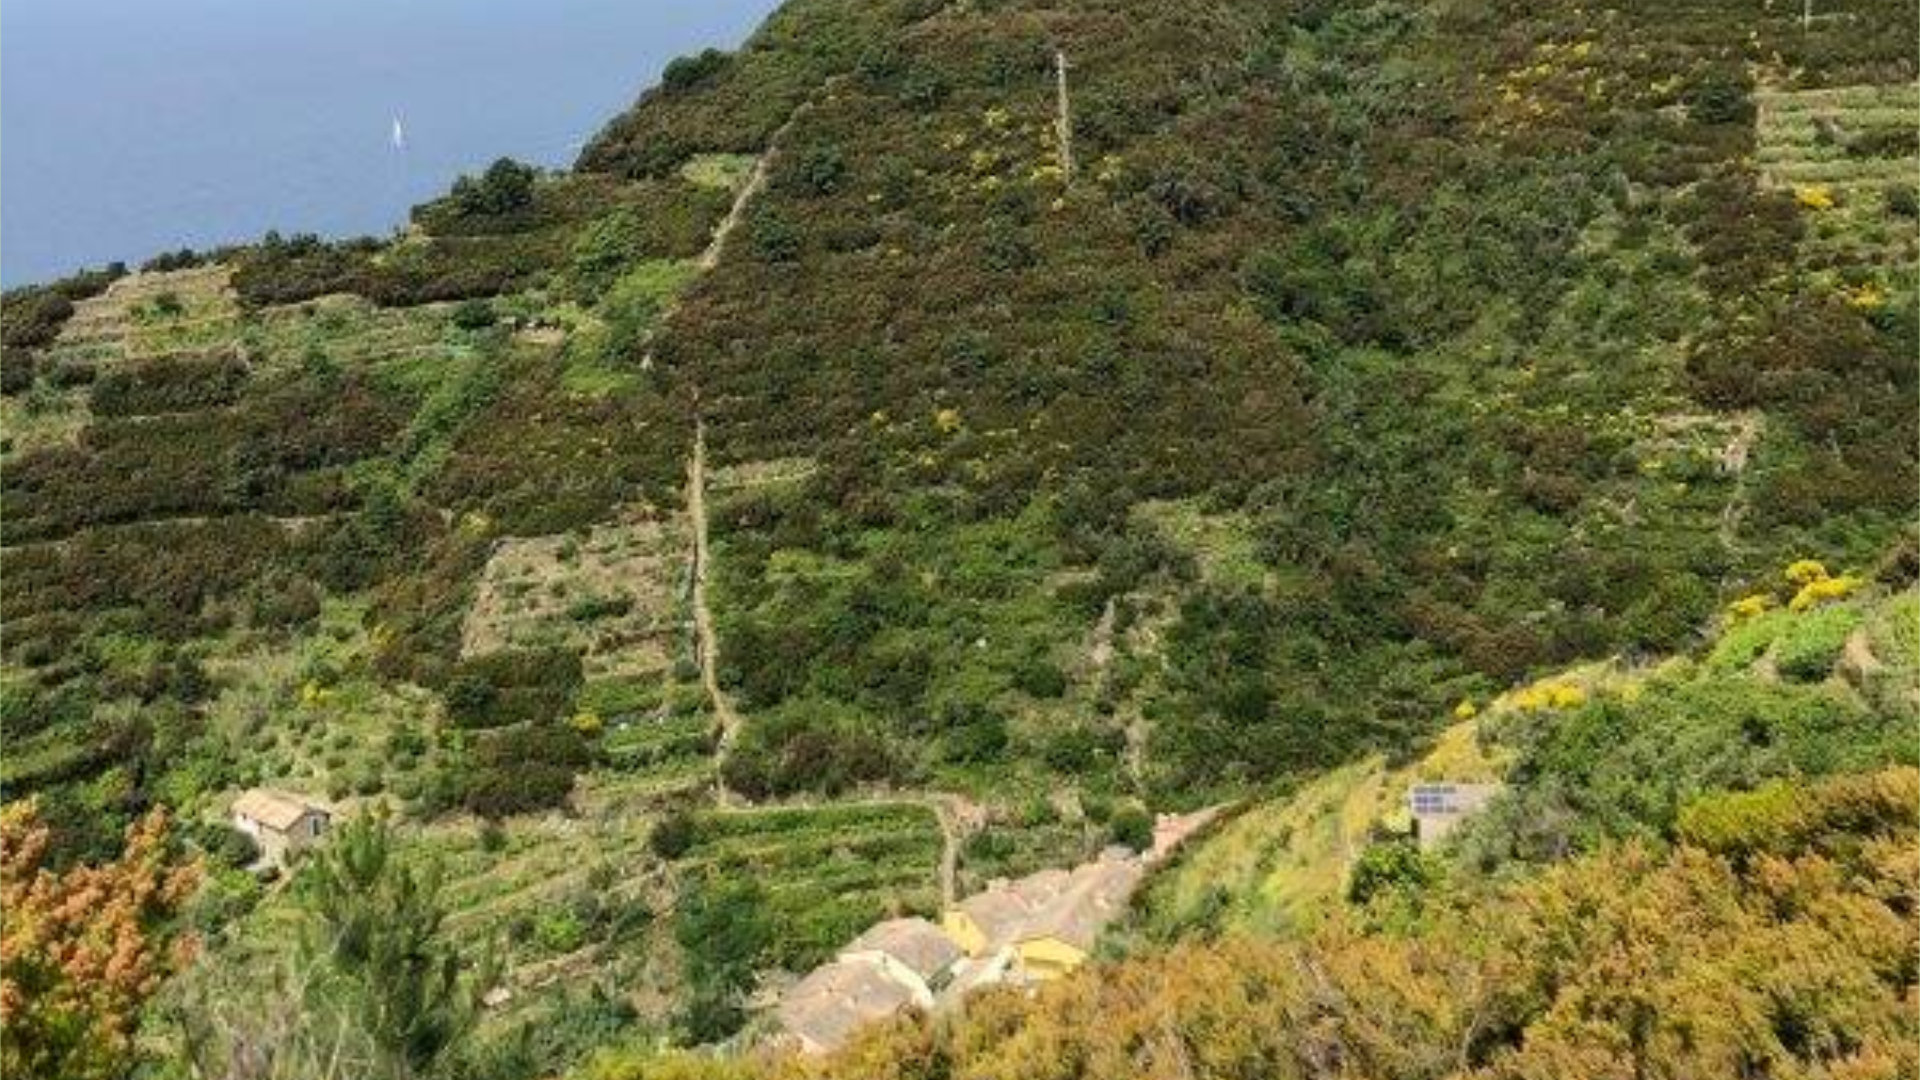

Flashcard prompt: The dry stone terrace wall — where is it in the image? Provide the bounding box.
[461,511,695,680]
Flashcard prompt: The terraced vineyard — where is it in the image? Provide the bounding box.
[1757,81,1920,271]
[462,512,694,678]
[677,801,944,970]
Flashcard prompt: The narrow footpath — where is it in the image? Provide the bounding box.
[688,418,745,805]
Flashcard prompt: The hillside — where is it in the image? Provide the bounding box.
[574,571,1920,1079]
[0,0,1915,1076]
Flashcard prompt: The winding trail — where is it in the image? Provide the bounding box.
[926,792,985,907]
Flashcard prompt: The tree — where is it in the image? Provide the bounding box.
[297,812,486,1077]
[451,158,538,218]
[1,802,201,1080]
[661,49,730,93]
[649,810,698,860]
[673,877,770,1043]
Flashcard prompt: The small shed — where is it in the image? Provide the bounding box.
[231,788,332,866]
[1407,782,1500,849]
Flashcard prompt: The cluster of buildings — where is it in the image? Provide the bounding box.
[776,809,1217,1054]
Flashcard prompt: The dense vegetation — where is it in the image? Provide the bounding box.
[0,0,1913,1073]
[623,0,1917,806]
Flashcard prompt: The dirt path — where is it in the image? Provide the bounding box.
[698,152,776,274]
[669,86,837,793]
[1716,412,1764,553]
[926,793,985,907]
[688,418,745,806]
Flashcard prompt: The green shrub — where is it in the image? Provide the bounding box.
[650,809,699,859]
[1681,70,1753,125]
[450,298,497,329]
[535,911,588,954]
[748,210,802,263]
[1014,659,1068,699]
[1108,805,1154,852]
[463,761,577,818]
[89,354,247,417]
[1885,183,1918,218]
[661,49,731,93]
[721,698,904,799]
[1774,605,1862,683]
[1346,839,1438,905]
[450,158,540,219]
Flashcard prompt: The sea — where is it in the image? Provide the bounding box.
[0,0,783,286]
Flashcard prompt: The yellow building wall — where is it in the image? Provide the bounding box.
[943,910,988,956]
[1014,937,1087,980]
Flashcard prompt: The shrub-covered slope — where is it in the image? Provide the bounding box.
[593,0,1917,803]
[0,0,1914,1073]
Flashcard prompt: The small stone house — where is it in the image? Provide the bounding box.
[776,957,921,1055]
[231,788,332,867]
[839,917,962,1000]
[1010,854,1143,980]
[1407,782,1500,849]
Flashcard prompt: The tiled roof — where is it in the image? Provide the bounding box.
[842,917,962,981]
[956,867,1071,950]
[231,788,328,833]
[777,957,918,1052]
[1015,856,1143,952]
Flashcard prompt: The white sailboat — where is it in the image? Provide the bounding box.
[391,116,407,151]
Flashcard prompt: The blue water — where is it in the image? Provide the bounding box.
[1,0,782,286]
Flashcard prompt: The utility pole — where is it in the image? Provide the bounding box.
[1054,48,1075,184]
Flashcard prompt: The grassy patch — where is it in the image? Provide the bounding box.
[679,154,759,191]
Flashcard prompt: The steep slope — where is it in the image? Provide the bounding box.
[588,0,1917,806]
[0,0,1914,1073]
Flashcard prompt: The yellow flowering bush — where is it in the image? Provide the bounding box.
[1453,698,1479,720]
[1508,680,1587,712]
[1549,683,1588,709]
[1727,593,1774,621]
[1790,574,1860,612]
[934,408,963,434]
[1776,558,1861,613]
[1793,184,1835,211]
[570,710,604,736]
[1846,283,1886,311]
[1785,559,1830,585]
